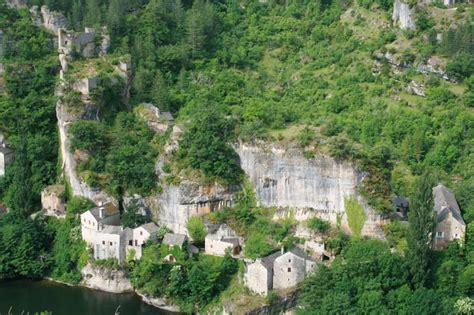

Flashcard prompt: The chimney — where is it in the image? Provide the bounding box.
[99,206,105,219]
[281,246,285,254]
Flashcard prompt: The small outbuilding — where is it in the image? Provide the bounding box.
[205,224,242,256]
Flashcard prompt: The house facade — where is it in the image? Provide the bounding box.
[80,203,120,244]
[432,184,466,250]
[126,222,159,259]
[205,224,242,256]
[273,248,316,290]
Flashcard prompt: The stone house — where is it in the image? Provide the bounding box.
[126,222,159,259]
[136,103,174,133]
[92,225,127,262]
[80,203,120,244]
[244,248,316,295]
[273,248,316,290]
[205,224,242,256]
[58,27,96,58]
[0,134,14,177]
[41,184,66,218]
[72,77,99,95]
[432,184,466,250]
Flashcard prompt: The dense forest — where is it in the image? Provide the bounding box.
[0,0,473,313]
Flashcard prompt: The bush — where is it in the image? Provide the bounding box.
[307,217,331,233]
[244,233,274,259]
[66,196,95,215]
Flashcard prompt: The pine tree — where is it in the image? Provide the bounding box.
[84,0,102,27]
[186,1,206,58]
[5,139,36,219]
[407,171,435,288]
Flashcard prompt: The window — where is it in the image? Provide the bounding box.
[436,231,444,238]
[109,242,113,246]
[102,241,105,245]
[288,267,291,272]
[455,233,459,238]
[140,231,143,236]
[288,259,291,263]
[135,240,138,246]
[129,240,133,246]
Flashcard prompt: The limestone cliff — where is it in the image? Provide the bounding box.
[234,142,387,238]
[80,263,133,293]
[147,180,236,234]
[57,98,114,205]
[392,0,416,30]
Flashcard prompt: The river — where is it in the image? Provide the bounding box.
[0,279,170,315]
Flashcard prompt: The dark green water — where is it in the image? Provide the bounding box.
[0,280,170,315]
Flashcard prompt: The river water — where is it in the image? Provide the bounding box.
[0,280,169,315]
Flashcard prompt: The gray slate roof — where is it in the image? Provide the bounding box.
[88,203,119,222]
[289,247,316,262]
[139,222,159,234]
[162,233,187,247]
[259,251,283,269]
[433,184,465,226]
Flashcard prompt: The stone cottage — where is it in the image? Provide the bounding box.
[432,184,466,250]
[273,248,316,290]
[0,134,14,177]
[205,224,242,256]
[41,184,66,218]
[80,203,120,244]
[126,222,159,259]
[244,247,316,295]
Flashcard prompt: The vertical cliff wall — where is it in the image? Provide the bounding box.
[392,0,416,30]
[234,142,387,238]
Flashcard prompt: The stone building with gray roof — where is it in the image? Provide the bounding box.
[244,247,317,295]
[432,184,466,250]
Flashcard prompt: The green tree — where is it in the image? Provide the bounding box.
[407,172,435,288]
[187,216,207,244]
[243,233,273,259]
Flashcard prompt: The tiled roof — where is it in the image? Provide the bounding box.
[139,222,159,234]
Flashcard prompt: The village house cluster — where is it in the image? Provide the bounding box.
[80,203,159,262]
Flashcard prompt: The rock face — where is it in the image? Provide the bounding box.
[392,0,416,30]
[80,263,133,293]
[149,180,236,234]
[30,5,67,33]
[234,142,387,238]
[57,100,114,205]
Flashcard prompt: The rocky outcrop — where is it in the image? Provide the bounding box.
[234,142,387,238]
[80,263,133,293]
[392,0,416,30]
[5,0,26,8]
[30,5,67,33]
[148,180,236,234]
[136,291,180,313]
